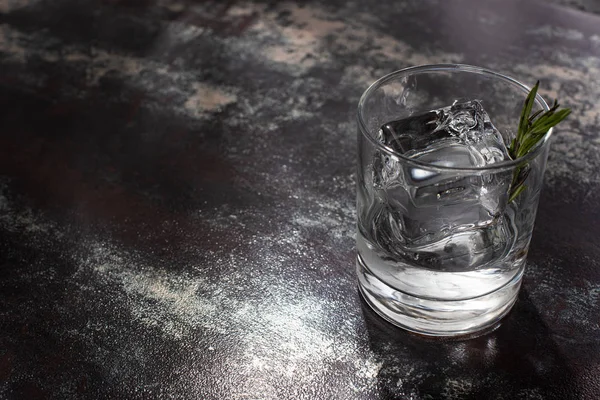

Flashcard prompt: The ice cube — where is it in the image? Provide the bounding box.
[371,100,512,248]
[377,100,508,171]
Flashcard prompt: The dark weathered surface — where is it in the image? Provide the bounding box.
[0,0,598,399]
[550,0,600,15]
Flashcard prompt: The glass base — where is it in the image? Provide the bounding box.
[357,254,523,337]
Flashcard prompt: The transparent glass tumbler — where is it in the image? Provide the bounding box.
[356,64,552,336]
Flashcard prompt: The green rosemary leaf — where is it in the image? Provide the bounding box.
[517,81,539,141]
[508,184,526,204]
[508,83,571,202]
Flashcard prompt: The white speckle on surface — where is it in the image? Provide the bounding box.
[0,24,236,120]
[33,195,375,399]
[258,4,344,70]
[184,82,237,116]
[156,0,185,13]
[236,2,462,76]
[0,180,59,236]
[526,25,585,40]
[226,3,257,17]
[0,0,39,13]
[478,14,505,26]
[526,259,600,338]
[516,388,544,400]
[0,24,27,62]
[442,378,474,399]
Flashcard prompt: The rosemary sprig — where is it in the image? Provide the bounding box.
[507,81,571,202]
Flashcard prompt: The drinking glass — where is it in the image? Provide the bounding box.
[356,64,552,336]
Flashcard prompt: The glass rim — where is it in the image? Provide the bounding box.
[357,64,552,173]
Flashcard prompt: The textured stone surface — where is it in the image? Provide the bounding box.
[549,0,600,15]
[0,0,599,399]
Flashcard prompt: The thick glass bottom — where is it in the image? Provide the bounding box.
[357,253,523,337]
